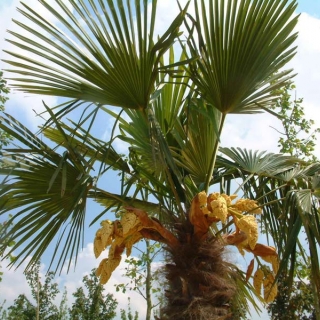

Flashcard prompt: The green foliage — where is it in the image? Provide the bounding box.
[69,268,117,320]
[268,83,319,319]
[120,298,139,320]
[0,300,8,319]
[0,71,12,149]
[6,294,36,320]
[1,261,60,320]
[271,81,320,161]
[115,240,162,320]
[1,266,119,320]
[0,71,9,110]
[58,288,68,320]
[116,241,161,293]
[24,261,59,320]
[267,256,316,319]
[0,70,14,283]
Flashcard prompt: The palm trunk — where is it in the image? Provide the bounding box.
[160,221,235,320]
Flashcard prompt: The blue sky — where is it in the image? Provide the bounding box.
[298,0,320,17]
[1,1,320,319]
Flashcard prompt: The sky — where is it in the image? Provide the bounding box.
[0,1,320,319]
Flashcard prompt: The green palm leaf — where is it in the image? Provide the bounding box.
[230,162,320,304]
[0,113,94,272]
[3,0,188,110]
[172,99,221,186]
[42,117,130,173]
[219,147,298,176]
[185,0,298,114]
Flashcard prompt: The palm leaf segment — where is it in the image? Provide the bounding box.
[0,113,89,272]
[0,111,129,272]
[186,0,298,114]
[3,0,188,110]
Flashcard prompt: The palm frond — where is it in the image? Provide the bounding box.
[42,117,130,173]
[185,0,298,114]
[0,113,94,272]
[219,147,298,176]
[232,163,320,303]
[3,0,188,111]
[172,99,222,186]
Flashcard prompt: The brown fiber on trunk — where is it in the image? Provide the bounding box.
[160,227,236,320]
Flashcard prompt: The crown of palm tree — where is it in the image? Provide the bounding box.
[1,0,320,317]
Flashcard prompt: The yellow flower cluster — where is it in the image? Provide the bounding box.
[208,192,237,205]
[210,196,228,223]
[198,191,211,215]
[263,272,278,302]
[253,268,278,302]
[197,191,261,225]
[195,192,279,303]
[236,215,258,250]
[121,211,141,236]
[93,211,143,284]
[194,191,261,250]
[261,254,279,274]
[198,191,237,223]
[253,268,264,295]
[96,256,121,284]
[94,220,114,258]
[94,208,179,284]
[233,198,262,214]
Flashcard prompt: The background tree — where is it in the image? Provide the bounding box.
[0,71,12,149]
[268,255,316,320]
[1,1,319,319]
[24,261,59,320]
[116,239,162,320]
[69,268,117,320]
[58,288,69,320]
[1,267,120,320]
[120,298,139,320]
[1,261,61,320]
[0,301,7,319]
[267,83,319,319]
[6,294,36,320]
[0,219,15,282]
[271,81,320,161]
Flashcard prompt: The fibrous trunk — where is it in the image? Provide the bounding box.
[160,222,236,320]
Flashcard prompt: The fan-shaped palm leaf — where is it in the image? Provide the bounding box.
[185,0,298,114]
[0,113,93,272]
[172,99,222,186]
[42,117,130,173]
[3,0,188,111]
[219,147,298,176]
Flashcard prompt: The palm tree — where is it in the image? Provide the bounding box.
[1,0,319,319]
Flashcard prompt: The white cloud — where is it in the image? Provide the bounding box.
[221,113,281,152]
[288,13,320,123]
